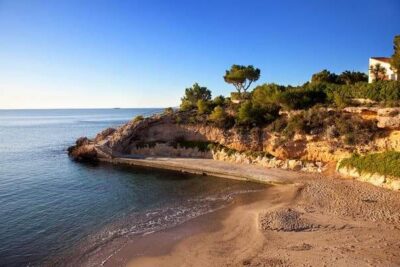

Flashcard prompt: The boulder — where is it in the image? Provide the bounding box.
[377,115,400,129]
[68,144,97,162]
[377,108,400,117]
[94,127,116,142]
[367,173,386,186]
[390,180,400,191]
[287,159,302,171]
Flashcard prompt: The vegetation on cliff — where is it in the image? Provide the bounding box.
[339,151,400,179]
[390,35,400,77]
[178,69,400,126]
[172,64,396,149]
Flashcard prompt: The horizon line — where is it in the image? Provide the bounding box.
[0,107,170,110]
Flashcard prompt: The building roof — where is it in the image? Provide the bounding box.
[370,57,391,63]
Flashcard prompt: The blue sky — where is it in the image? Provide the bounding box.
[0,0,399,108]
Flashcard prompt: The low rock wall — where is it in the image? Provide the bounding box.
[336,164,400,191]
[212,149,325,173]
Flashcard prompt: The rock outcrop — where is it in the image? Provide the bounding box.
[344,107,400,129]
[68,108,400,177]
[67,137,97,162]
[336,164,400,191]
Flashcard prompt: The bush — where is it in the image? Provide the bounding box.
[277,86,327,110]
[163,107,174,115]
[311,69,339,84]
[339,151,400,179]
[333,92,351,109]
[251,83,285,107]
[197,99,210,115]
[180,83,211,111]
[208,106,226,126]
[133,115,144,123]
[188,116,197,124]
[280,109,381,144]
[327,81,400,106]
[180,99,194,111]
[212,95,225,106]
[209,106,225,120]
[236,101,253,124]
[236,100,280,126]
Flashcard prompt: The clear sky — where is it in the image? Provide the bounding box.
[0,0,399,109]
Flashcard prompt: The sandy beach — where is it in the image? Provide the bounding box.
[126,177,400,267]
[88,157,400,267]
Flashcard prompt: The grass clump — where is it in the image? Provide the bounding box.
[339,151,400,179]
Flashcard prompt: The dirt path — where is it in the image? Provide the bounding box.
[100,156,308,184]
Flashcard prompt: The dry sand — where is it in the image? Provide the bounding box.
[121,174,400,267]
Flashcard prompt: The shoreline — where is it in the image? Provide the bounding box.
[100,188,269,267]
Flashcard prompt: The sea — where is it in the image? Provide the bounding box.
[0,109,265,266]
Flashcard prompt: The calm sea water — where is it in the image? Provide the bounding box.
[0,109,265,266]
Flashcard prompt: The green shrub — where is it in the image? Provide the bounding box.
[188,116,197,124]
[251,83,285,106]
[197,99,210,115]
[311,69,339,84]
[180,83,211,111]
[277,86,327,110]
[180,99,194,111]
[163,107,174,115]
[339,151,400,179]
[327,81,400,106]
[208,105,235,128]
[237,101,254,124]
[333,92,351,109]
[280,109,381,144]
[133,115,144,123]
[209,106,225,121]
[237,100,280,126]
[212,95,225,106]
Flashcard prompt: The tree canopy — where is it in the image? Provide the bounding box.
[311,69,339,84]
[180,83,211,111]
[338,71,368,85]
[223,65,260,94]
[311,70,367,85]
[369,63,387,82]
[391,35,400,78]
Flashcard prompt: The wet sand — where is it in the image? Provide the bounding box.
[120,174,400,267]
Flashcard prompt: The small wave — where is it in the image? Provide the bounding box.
[58,187,265,266]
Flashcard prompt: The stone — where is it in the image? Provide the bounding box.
[377,108,400,117]
[287,159,302,171]
[377,115,400,129]
[94,127,116,142]
[390,180,400,191]
[368,174,386,186]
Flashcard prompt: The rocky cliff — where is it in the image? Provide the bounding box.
[68,108,400,171]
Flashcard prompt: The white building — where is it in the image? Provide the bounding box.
[369,57,398,83]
